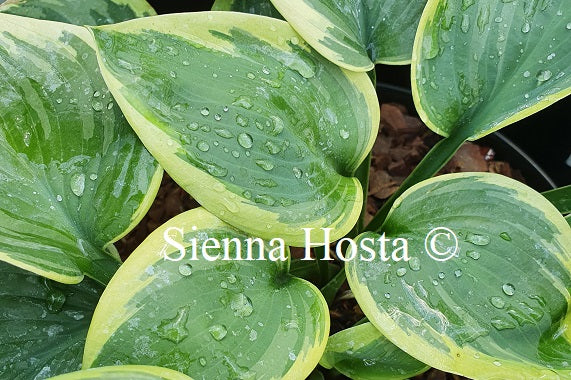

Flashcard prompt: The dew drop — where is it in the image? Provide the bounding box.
[490,296,506,309]
[466,250,481,260]
[438,272,445,279]
[465,232,490,246]
[409,257,421,271]
[209,324,228,341]
[214,114,222,121]
[214,129,233,139]
[236,115,249,127]
[188,122,199,131]
[23,131,31,147]
[493,360,502,366]
[262,66,270,75]
[56,194,63,202]
[170,71,177,78]
[265,141,281,155]
[454,269,463,278]
[157,306,190,343]
[461,14,470,33]
[536,69,553,82]
[200,107,210,116]
[521,22,531,33]
[523,70,531,78]
[293,167,303,179]
[396,267,407,277]
[254,194,276,206]
[502,283,515,296]
[493,317,516,334]
[237,133,253,149]
[567,22,571,30]
[233,95,253,109]
[46,289,66,313]
[178,263,192,276]
[197,141,210,152]
[230,293,254,317]
[89,173,98,181]
[247,72,256,79]
[93,91,101,98]
[92,101,103,111]
[499,232,511,241]
[339,129,350,139]
[205,163,228,178]
[70,173,85,197]
[231,150,240,158]
[384,293,391,299]
[199,357,207,366]
[256,160,274,171]
[223,106,229,112]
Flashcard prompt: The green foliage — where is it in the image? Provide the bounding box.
[0,0,569,379]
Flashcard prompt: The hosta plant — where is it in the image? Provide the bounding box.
[0,0,570,379]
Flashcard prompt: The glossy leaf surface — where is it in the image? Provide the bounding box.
[90,12,379,246]
[320,322,429,380]
[48,365,191,380]
[0,0,155,25]
[83,208,329,379]
[0,14,161,284]
[412,0,571,140]
[269,0,428,70]
[348,173,571,378]
[0,261,102,379]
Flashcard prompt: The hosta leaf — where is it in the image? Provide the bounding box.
[413,0,571,140]
[543,185,571,214]
[89,12,379,246]
[0,13,162,284]
[0,261,102,379]
[0,0,155,25]
[48,365,192,380]
[269,0,428,71]
[347,173,571,378]
[320,322,429,380]
[83,208,329,379]
[211,0,283,19]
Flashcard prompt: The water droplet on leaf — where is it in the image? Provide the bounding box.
[230,293,254,317]
[157,307,190,343]
[502,283,515,296]
[209,324,228,341]
[237,133,253,149]
[70,173,85,196]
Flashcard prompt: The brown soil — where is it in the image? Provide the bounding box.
[115,102,523,380]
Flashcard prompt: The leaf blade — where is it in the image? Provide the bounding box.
[89,12,379,246]
[348,173,571,378]
[83,208,330,379]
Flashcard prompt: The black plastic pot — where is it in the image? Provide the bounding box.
[378,83,557,192]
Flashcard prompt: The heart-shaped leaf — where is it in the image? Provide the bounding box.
[83,207,329,379]
[0,13,162,284]
[0,0,155,25]
[320,322,429,380]
[347,173,571,378]
[48,365,191,380]
[412,0,571,140]
[268,0,428,71]
[0,261,103,379]
[89,12,379,246]
[211,0,283,19]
